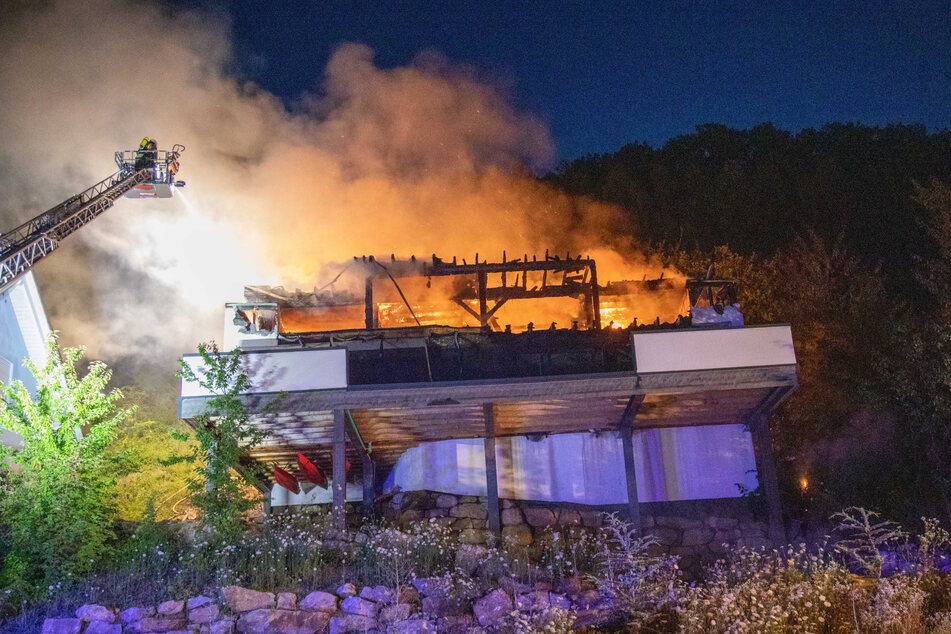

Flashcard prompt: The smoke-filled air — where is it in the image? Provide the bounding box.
[0,0,680,371]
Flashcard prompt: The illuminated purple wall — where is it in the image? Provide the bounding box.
[382,424,758,504]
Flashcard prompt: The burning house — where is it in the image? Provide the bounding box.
[178,252,797,553]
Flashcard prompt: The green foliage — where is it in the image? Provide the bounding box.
[128,493,166,555]
[170,342,269,540]
[0,334,131,588]
[553,130,951,524]
[549,123,951,273]
[108,386,197,521]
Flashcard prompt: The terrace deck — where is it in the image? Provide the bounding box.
[178,323,797,541]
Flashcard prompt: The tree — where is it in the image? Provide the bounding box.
[0,334,131,588]
[170,342,270,540]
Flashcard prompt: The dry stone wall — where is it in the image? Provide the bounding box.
[43,580,600,633]
[381,490,771,574]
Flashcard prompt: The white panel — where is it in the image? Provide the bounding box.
[272,480,363,506]
[9,272,51,368]
[0,355,12,385]
[632,325,795,373]
[180,348,347,397]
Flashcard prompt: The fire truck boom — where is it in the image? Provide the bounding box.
[0,144,184,287]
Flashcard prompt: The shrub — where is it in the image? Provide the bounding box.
[170,342,271,540]
[588,513,681,627]
[0,335,131,589]
[358,518,457,589]
[917,517,950,572]
[678,543,858,633]
[859,574,927,633]
[405,518,456,577]
[831,506,907,577]
[110,386,197,522]
[537,526,602,583]
[508,604,577,633]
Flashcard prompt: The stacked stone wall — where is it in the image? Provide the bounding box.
[380,491,770,574]
[43,580,603,633]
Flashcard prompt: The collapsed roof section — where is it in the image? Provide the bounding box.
[245,252,715,334]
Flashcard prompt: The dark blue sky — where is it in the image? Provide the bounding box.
[214,1,949,161]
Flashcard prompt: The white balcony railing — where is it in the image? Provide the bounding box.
[631,324,796,374]
[180,348,347,398]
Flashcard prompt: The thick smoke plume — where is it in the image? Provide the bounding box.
[0,0,676,376]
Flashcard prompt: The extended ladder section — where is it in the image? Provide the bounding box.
[0,169,150,286]
[0,144,184,287]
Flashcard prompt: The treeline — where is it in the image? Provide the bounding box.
[547,123,951,528]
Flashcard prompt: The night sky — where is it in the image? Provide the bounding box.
[196,1,951,161]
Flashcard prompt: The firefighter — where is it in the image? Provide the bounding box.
[145,139,159,179]
[134,137,150,171]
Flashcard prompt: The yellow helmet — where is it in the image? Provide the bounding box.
[139,136,150,149]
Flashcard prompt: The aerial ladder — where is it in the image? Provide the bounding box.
[0,143,185,287]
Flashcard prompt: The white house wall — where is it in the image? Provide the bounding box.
[0,271,52,448]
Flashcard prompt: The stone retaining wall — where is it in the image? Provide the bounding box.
[42,580,602,633]
[380,491,770,574]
